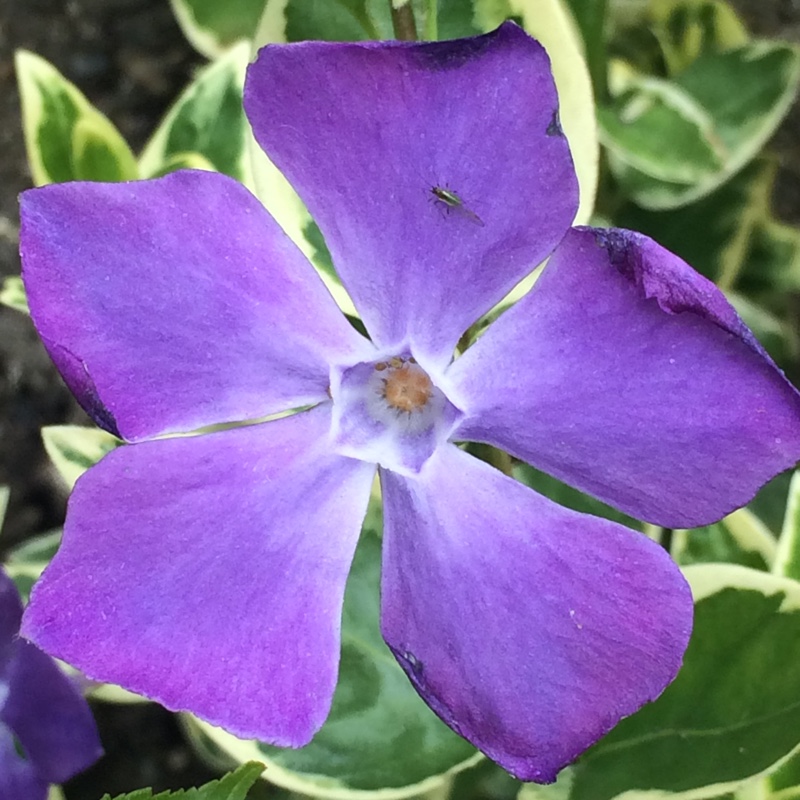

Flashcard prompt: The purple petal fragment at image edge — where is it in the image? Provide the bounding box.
[0,569,101,800]
[245,21,578,365]
[381,445,693,782]
[451,226,800,528]
[21,406,376,745]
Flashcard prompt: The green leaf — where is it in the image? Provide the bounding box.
[284,0,388,42]
[726,293,797,369]
[270,0,478,44]
[675,40,799,183]
[302,220,338,283]
[139,42,252,185]
[0,485,9,531]
[188,529,479,797]
[562,0,608,97]
[600,76,726,183]
[742,218,800,296]
[607,41,800,209]
[144,151,217,178]
[88,682,151,705]
[6,529,62,566]
[15,50,138,186]
[614,150,800,303]
[607,0,650,30]
[767,747,800,797]
[169,0,266,57]
[672,508,776,571]
[41,425,120,489]
[557,565,800,800]
[520,782,740,800]
[773,471,800,582]
[437,0,483,39]
[5,529,62,603]
[71,117,138,181]
[615,158,773,287]
[607,22,667,80]
[650,0,749,75]
[0,276,27,314]
[749,471,794,537]
[613,156,800,365]
[518,770,574,800]
[99,761,264,800]
[449,759,522,800]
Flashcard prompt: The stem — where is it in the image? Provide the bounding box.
[424,0,438,40]
[390,0,419,41]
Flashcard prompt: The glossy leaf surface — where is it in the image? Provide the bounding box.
[16,50,137,186]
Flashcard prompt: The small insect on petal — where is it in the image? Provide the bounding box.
[430,186,485,227]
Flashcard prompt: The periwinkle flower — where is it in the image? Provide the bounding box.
[0,568,101,799]
[17,23,800,782]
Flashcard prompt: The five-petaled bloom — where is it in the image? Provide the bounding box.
[17,23,800,782]
[0,567,101,799]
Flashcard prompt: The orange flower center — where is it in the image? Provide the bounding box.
[378,360,434,413]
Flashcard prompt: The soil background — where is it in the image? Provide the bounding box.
[0,0,798,797]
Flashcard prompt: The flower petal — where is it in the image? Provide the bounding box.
[379,445,692,782]
[0,728,48,800]
[22,406,375,745]
[2,641,102,784]
[245,23,578,364]
[20,170,369,441]
[450,227,800,528]
[0,570,100,792]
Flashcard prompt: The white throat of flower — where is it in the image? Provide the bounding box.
[328,349,464,475]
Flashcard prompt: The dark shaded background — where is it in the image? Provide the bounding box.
[0,0,798,795]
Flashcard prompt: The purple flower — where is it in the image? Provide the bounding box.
[17,23,800,782]
[0,567,101,799]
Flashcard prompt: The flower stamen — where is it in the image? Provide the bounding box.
[375,358,434,414]
[331,352,463,473]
